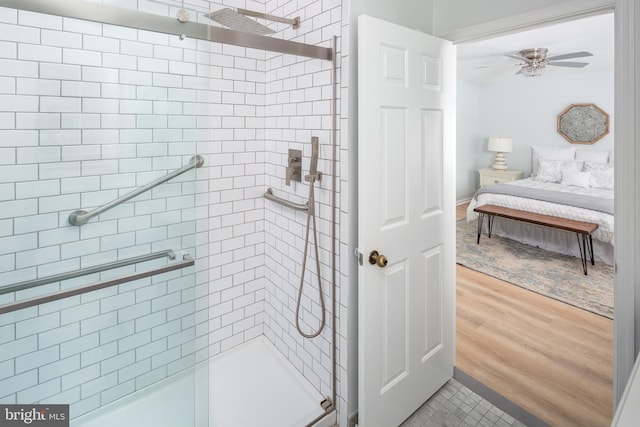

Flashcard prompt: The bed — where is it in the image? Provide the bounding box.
[466,146,614,265]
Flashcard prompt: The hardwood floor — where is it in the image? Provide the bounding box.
[456,202,469,221]
[455,202,614,427]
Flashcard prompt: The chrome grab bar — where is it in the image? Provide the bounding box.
[68,155,204,226]
[0,251,194,315]
[264,188,309,211]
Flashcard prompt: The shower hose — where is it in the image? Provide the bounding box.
[295,174,326,338]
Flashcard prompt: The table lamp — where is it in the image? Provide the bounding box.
[488,137,513,171]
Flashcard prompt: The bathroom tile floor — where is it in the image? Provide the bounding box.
[400,379,527,427]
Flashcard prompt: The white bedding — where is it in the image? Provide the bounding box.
[467,178,614,263]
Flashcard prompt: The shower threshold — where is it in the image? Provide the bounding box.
[71,336,334,427]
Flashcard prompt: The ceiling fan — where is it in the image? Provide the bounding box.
[479,48,593,77]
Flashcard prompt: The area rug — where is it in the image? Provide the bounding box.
[456,219,614,319]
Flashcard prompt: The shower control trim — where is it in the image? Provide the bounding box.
[286,149,302,186]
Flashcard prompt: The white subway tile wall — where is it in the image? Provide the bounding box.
[0,5,211,419]
[257,0,346,423]
[1,0,349,424]
[204,0,348,419]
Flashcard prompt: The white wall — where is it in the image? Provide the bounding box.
[456,80,481,201]
[456,70,614,200]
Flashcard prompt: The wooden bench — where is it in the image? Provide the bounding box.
[473,204,599,275]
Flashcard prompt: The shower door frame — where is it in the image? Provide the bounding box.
[0,0,339,419]
[0,0,333,61]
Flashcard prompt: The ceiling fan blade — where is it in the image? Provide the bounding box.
[547,61,589,68]
[505,54,526,61]
[515,68,523,75]
[476,63,523,69]
[546,51,593,61]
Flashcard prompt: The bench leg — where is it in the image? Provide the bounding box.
[588,235,595,266]
[487,215,494,238]
[576,233,589,275]
[476,213,495,244]
[476,214,484,244]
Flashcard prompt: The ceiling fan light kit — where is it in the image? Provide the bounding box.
[519,48,547,77]
[522,63,545,77]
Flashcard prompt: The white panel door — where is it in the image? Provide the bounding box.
[357,15,456,427]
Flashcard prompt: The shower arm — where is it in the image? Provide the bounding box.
[237,8,300,29]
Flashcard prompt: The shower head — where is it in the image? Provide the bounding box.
[206,7,301,35]
[205,8,276,35]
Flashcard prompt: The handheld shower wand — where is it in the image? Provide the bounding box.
[304,137,322,201]
[295,137,326,338]
[309,137,319,176]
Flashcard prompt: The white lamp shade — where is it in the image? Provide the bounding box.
[488,137,513,153]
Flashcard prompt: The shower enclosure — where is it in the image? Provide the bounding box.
[0,0,340,426]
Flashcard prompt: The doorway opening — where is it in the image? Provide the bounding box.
[454,12,615,427]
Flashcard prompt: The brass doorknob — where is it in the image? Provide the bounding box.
[368,250,388,268]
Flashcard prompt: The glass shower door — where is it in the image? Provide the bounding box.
[0,2,209,425]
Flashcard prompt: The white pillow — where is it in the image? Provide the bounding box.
[584,162,614,189]
[583,161,614,172]
[536,159,584,183]
[575,149,609,163]
[561,170,591,188]
[531,145,576,176]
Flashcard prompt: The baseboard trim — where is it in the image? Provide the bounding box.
[454,367,551,427]
[456,197,472,206]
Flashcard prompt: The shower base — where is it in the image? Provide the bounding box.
[71,336,333,427]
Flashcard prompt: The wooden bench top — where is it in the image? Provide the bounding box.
[474,204,598,235]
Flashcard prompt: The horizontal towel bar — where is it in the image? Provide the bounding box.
[0,253,194,315]
[264,188,309,211]
[0,250,176,296]
[68,155,204,226]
